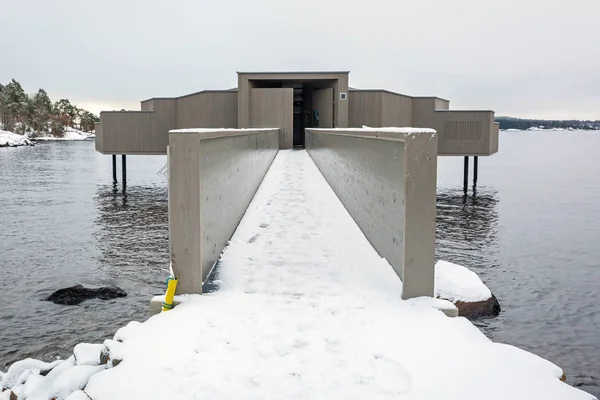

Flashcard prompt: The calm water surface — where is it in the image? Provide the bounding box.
[1,132,599,396]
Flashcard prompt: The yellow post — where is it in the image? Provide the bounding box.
[162,277,178,312]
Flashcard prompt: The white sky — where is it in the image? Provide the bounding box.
[1,0,599,119]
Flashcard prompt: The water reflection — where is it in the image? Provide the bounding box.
[435,186,500,277]
[93,184,169,293]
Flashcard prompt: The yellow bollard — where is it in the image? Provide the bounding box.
[161,277,178,312]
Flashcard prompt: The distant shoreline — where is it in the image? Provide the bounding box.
[496,116,600,131]
[0,128,94,148]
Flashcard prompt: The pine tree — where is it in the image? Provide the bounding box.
[3,79,28,132]
[32,89,53,134]
[80,110,100,132]
[1,79,100,135]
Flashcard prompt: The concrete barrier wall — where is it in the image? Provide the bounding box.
[305,128,437,299]
[168,128,279,294]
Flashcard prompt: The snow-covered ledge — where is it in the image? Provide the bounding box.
[0,130,34,147]
[435,260,501,319]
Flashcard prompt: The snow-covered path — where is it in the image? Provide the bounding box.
[81,150,591,399]
[218,148,408,303]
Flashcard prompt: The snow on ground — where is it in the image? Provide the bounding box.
[0,130,33,147]
[34,127,94,141]
[0,128,93,147]
[82,150,591,400]
[435,260,492,303]
[1,150,593,399]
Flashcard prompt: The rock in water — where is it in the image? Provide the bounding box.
[46,285,127,305]
[454,293,501,319]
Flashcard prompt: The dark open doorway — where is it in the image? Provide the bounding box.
[252,79,336,148]
[292,85,304,147]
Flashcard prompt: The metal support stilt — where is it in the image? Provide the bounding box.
[112,155,117,183]
[122,155,127,190]
[473,156,479,186]
[463,156,469,193]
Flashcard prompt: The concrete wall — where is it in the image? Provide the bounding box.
[312,88,334,128]
[176,91,238,129]
[168,128,280,294]
[250,88,294,149]
[305,128,437,299]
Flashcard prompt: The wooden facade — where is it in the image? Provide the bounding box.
[95,71,499,156]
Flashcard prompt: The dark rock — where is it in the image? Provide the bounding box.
[100,349,110,365]
[45,285,127,305]
[453,293,501,319]
[10,391,17,400]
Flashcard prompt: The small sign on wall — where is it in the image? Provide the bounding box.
[340,92,347,100]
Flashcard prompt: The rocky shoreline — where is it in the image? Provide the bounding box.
[0,333,127,400]
[0,129,94,148]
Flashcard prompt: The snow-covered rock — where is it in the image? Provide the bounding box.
[0,359,62,389]
[74,343,105,366]
[435,260,501,319]
[100,340,125,367]
[435,260,492,303]
[65,390,92,400]
[0,130,34,147]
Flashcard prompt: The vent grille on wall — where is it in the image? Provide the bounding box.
[443,121,482,141]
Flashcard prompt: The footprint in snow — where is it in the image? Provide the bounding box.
[370,354,412,394]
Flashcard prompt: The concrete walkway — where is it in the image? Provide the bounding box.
[83,150,586,400]
[217,149,406,304]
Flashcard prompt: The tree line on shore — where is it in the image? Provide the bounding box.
[495,116,600,131]
[0,79,99,136]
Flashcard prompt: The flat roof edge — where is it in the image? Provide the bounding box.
[413,96,451,102]
[236,71,350,75]
[141,89,238,102]
[176,89,238,100]
[349,89,413,98]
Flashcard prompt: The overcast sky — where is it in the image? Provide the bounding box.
[1,0,599,119]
